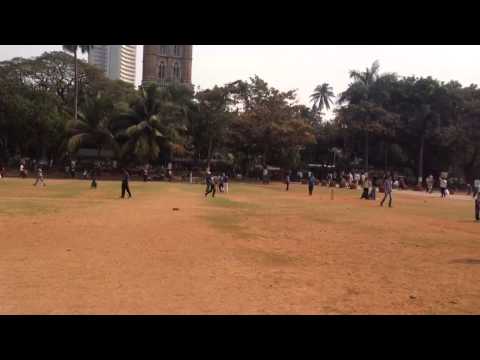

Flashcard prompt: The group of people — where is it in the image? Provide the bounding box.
[204,172,229,198]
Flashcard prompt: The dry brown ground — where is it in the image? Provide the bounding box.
[0,179,479,314]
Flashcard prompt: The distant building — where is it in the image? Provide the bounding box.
[88,45,137,85]
[142,45,192,88]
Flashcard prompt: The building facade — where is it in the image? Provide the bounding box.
[88,45,137,85]
[142,45,192,87]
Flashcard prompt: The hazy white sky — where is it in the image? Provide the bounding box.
[2,45,480,119]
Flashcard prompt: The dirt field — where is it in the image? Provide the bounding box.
[0,177,479,314]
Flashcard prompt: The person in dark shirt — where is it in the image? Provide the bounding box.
[205,171,215,198]
[90,166,98,189]
[380,174,393,208]
[308,172,316,196]
[121,168,132,198]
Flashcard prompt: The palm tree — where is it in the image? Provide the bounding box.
[66,93,118,160]
[338,60,382,172]
[310,83,335,114]
[62,45,94,122]
[116,83,189,163]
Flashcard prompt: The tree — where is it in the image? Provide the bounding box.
[227,76,315,170]
[337,61,398,172]
[115,83,191,163]
[63,45,94,122]
[190,86,233,166]
[310,83,335,115]
[66,94,118,160]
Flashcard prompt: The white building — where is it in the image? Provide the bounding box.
[88,45,137,85]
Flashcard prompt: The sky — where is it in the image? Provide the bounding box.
[2,45,480,119]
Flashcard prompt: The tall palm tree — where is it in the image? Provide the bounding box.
[348,60,380,89]
[62,45,94,122]
[310,83,335,114]
[338,60,382,172]
[66,93,118,160]
[116,83,189,163]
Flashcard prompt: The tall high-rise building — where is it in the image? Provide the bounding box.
[88,45,137,85]
[142,45,192,88]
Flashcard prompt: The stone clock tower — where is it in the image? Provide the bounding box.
[142,45,193,87]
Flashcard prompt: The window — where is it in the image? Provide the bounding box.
[173,62,180,80]
[159,62,166,80]
[174,45,181,57]
[160,45,168,56]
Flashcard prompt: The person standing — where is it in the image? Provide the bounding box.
[475,192,480,221]
[426,175,434,193]
[204,171,215,198]
[218,174,225,192]
[33,167,46,186]
[285,171,291,191]
[262,167,269,184]
[0,164,4,179]
[380,174,393,208]
[369,176,377,200]
[90,165,98,189]
[143,166,149,182]
[308,172,316,196]
[19,163,27,178]
[120,168,132,198]
[439,177,448,198]
[223,173,229,193]
[361,176,370,199]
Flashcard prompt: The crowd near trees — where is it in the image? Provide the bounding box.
[1,51,480,184]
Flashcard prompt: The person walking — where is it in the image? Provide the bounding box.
[204,171,216,198]
[33,167,46,186]
[308,172,316,196]
[380,174,393,208]
[439,177,448,198]
[120,168,132,198]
